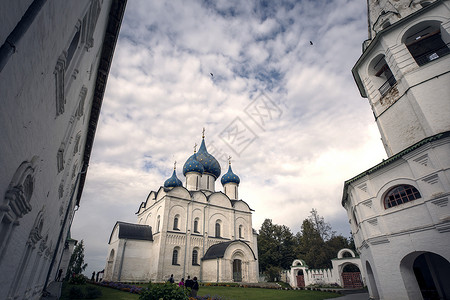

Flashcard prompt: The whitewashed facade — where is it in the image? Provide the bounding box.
[0,1,126,299]
[343,1,450,299]
[287,249,364,288]
[104,137,259,283]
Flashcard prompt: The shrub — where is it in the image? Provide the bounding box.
[139,282,188,300]
[85,286,102,299]
[68,286,85,299]
[69,274,87,285]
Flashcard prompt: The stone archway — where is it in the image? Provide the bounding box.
[105,249,115,280]
[296,269,305,287]
[366,261,379,299]
[413,252,450,299]
[341,263,363,289]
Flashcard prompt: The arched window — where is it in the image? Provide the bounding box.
[369,54,396,97]
[215,222,221,237]
[156,215,160,233]
[194,218,199,233]
[384,185,421,208]
[173,215,179,230]
[239,225,243,238]
[404,22,450,66]
[172,248,179,265]
[192,249,198,265]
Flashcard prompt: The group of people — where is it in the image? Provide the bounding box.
[90,270,104,282]
[168,274,199,296]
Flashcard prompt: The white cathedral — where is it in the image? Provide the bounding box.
[103,134,259,283]
[342,0,450,299]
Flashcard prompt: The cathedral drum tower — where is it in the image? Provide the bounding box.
[342,1,450,299]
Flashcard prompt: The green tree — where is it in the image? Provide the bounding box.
[257,219,297,280]
[66,240,88,279]
[296,210,354,269]
[297,218,329,268]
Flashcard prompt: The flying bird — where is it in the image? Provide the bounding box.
[310,41,313,45]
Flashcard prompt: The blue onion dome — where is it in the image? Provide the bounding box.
[196,138,221,178]
[221,165,240,185]
[183,153,204,176]
[164,169,183,188]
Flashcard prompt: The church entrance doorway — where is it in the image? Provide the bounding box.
[412,252,450,300]
[296,270,305,287]
[341,264,362,288]
[233,259,242,282]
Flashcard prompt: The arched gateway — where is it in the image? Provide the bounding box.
[288,249,365,288]
[401,252,450,299]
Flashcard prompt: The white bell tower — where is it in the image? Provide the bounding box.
[343,1,450,299]
[353,0,450,156]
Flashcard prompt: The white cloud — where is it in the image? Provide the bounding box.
[71,0,387,275]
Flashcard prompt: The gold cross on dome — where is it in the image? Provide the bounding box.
[228,156,232,165]
[202,127,205,138]
[174,161,177,170]
[194,143,197,153]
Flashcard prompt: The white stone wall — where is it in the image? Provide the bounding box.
[118,182,257,283]
[0,0,119,299]
[287,251,364,288]
[116,240,153,282]
[344,137,450,299]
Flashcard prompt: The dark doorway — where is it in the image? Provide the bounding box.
[413,253,450,300]
[342,264,363,288]
[233,259,242,282]
[296,270,305,287]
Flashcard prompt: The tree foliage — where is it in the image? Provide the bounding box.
[257,209,355,274]
[258,219,296,280]
[67,240,88,279]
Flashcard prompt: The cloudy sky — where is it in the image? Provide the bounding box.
[71,0,387,275]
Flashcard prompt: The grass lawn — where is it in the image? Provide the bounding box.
[198,286,341,300]
[61,282,340,300]
[60,282,139,300]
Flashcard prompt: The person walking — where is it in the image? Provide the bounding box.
[191,277,199,297]
[185,276,193,290]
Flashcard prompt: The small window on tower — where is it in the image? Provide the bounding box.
[215,222,221,237]
[404,23,450,66]
[194,218,199,233]
[372,56,396,97]
[173,215,179,230]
